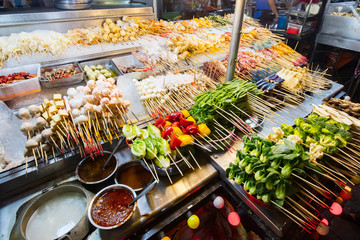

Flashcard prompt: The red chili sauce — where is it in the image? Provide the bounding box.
[91,189,134,227]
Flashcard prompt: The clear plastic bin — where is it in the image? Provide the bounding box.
[0,64,41,101]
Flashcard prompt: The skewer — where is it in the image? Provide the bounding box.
[295,193,320,214]
[167,154,183,176]
[296,183,329,208]
[307,174,337,198]
[271,201,312,233]
[188,150,201,169]
[142,158,159,183]
[150,159,160,183]
[32,148,38,169]
[291,172,330,195]
[176,148,194,170]
[148,149,173,184]
[285,200,318,229]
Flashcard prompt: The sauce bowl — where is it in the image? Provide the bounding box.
[76,151,118,185]
[88,184,137,230]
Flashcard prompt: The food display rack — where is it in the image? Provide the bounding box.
[0,3,351,240]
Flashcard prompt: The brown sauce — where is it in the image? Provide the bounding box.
[78,154,116,183]
[116,164,152,190]
[91,189,134,227]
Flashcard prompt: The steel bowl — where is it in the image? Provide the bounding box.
[76,151,118,185]
[19,184,93,240]
[114,161,153,192]
[88,184,137,230]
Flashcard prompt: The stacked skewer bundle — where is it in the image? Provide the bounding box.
[228,104,360,234]
[19,77,131,169]
[134,70,218,118]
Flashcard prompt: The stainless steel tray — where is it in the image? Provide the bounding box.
[79,58,122,81]
[112,54,147,80]
[39,62,84,88]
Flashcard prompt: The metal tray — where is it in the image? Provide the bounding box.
[79,58,122,82]
[112,54,147,80]
[39,62,84,88]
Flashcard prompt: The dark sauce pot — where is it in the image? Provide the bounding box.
[76,151,118,185]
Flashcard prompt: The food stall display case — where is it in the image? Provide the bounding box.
[1,2,359,240]
[316,0,360,52]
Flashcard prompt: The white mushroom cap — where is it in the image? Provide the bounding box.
[28,105,41,115]
[35,117,47,128]
[19,108,30,119]
[20,122,35,133]
[25,139,38,149]
[41,129,53,138]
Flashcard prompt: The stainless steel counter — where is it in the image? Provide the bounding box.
[210,82,344,237]
[0,146,218,240]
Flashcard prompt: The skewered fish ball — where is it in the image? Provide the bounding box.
[72,109,81,118]
[21,122,35,133]
[67,88,78,98]
[19,108,30,119]
[75,115,88,124]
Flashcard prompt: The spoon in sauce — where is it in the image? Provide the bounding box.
[103,136,125,170]
[128,180,157,206]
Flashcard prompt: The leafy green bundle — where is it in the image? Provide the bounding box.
[281,112,352,155]
[227,134,309,206]
[190,79,262,131]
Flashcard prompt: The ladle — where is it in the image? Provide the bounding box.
[103,136,125,170]
[129,180,157,206]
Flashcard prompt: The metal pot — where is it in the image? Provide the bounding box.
[54,0,93,10]
[19,184,93,240]
[76,151,119,185]
[88,184,137,230]
[114,160,154,192]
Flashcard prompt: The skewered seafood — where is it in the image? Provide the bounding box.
[41,64,79,82]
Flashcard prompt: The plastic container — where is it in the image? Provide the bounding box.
[277,16,287,29]
[0,64,41,101]
[112,54,147,80]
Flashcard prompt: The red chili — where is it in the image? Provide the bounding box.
[170,132,182,150]
[162,126,174,140]
[179,115,194,128]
